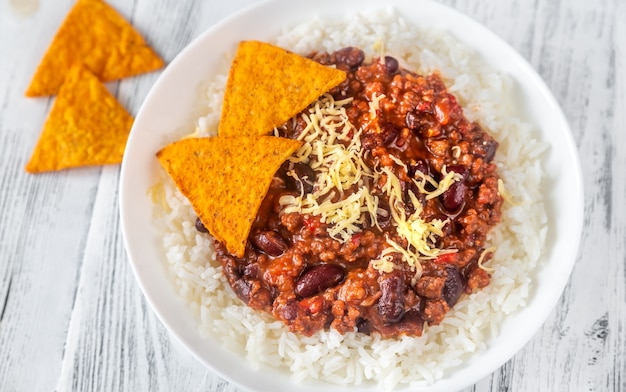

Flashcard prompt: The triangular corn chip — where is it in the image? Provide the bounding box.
[25,64,134,173]
[218,41,346,137]
[25,0,164,97]
[156,136,302,257]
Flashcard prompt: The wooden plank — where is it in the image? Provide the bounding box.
[460,0,625,391]
[46,1,256,391]
[0,2,100,391]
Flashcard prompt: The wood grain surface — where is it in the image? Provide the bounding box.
[0,0,623,391]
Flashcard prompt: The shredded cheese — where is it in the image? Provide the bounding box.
[386,155,461,201]
[368,92,386,118]
[451,145,461,159]
[416,165,462,200]
[497,178,521,206]
[477,246,497,272]
[371,164,457,277]
[370,247,396,273]
[279,94,459,276]
[279,94,381,242]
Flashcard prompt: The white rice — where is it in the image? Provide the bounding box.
[154,8,548,390]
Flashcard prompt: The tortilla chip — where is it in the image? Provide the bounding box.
[156,136,302,257]
[25,0,164,97]
[218,41,346,137]
[25,64,134,173]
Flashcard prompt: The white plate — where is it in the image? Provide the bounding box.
[119,0,583,391]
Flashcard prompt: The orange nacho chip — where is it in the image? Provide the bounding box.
[218,41,346,137]
[25,0,164,97]
[25,64,134,173]
[156,136,302,257]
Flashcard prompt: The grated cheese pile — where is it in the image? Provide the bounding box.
[279,95,381,241]
[278,94,461,275]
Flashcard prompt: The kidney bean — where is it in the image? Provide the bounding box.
[195,217,208,233]
[221,256,242,281]
[376,199,393,230]
[356,318,373,335]
[446,164,468,178]
[442,266,464,306]
[377,272,405,324]
[280,301,299,321]
[400,309,424,331]
[402,181,423,213]
[409,159,437,193]
[384,56,399,74]
[441,182,466,213]
[408,158,430,178]
[405,111,420,130]
[232,279,253,303]
[334,47,365,68]
[440,165,468,213]
[310,51,331,65]
[381,123,400,146]
[289,162,316,194]
[475,139,498,162]
[295,264,345,298]
[251,231,288,257]
[360,133,379,150]
[243,263,261,279]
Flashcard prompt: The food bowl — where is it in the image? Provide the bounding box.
[119,0,583,391]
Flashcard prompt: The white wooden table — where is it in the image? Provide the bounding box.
[1,0,624,391]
